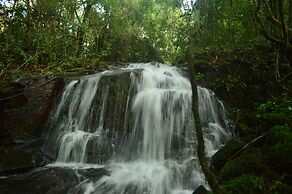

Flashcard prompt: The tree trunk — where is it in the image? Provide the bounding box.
[76,2,93,57]
[25,0,32,32]
[288,0,292,39]
[186,49,223,194]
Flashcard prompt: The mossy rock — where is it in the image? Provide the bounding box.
[264,142,292,184]
[262,125,292,183]
[211,138,245,171]
[222,174,292,194]
[220,149,270,182]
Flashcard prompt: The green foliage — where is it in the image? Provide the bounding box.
[0,0,190,77]
[238,123,256,137]
[211,74,247,92]
[195,72,205,81]
[256,93,292,127]
[222,174,291,194]
[211,138,245,171]
[266,125,292,144]
[220,149,269,181]
[257,93,292,116]
[222,175,267,194]
[192,0,264,49]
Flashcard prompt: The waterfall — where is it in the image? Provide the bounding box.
[45,63,231,194]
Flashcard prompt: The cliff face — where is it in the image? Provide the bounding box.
[0,77,64,174]
[0,69,138,174]
[0,78,64,144]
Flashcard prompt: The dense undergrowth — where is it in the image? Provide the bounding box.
[194,46,292,194]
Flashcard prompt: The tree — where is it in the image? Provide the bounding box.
[187,32,224,193]
[256,0,292,80]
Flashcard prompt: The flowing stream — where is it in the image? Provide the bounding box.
[45,63,231,194]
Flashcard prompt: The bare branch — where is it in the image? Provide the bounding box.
[278,0,288,44]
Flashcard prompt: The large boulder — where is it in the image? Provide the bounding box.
[192,185,209,194]
[0,78,64,147]
[220,148,271,182]
[0,78,64,174]
[263,125,292,184]
[0,150,33,174]
[211,138,245,171]
[0,167,109,194]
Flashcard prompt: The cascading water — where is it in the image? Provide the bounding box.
[45,63,231,194]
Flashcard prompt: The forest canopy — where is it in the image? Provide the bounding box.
[0,0,291,76]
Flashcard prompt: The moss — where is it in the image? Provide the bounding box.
[264,142,292,184]
[211,138,245,171]
[264,125,292,145]
[220,149,270,182]
[222,175,292,194]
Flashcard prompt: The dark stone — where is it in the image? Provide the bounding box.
[0,167,78,194]
[0,77,64,148]
[0,167,109,194]
[44,70,141,162]
[192,185,209,194]
[77,167,110,180]
[220,149,271,182]
[211,138,245,171]
[0,150,34,174]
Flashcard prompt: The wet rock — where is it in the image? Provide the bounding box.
[0,138,49,175]
[0,167,109,194]
[192,185,209,194]
[0,78,64,148]
[0,77,64,176]
[76,167,110,183]
[99,71,137,133]
[0,150,34,174]
[43,70,142,162]
[211,138,245,171]
[0,167,78,194]
[0,82,27,109]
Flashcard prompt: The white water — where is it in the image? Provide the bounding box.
[46,63,231,194]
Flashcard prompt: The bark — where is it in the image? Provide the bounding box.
[289,0,292,28]
[278,0,288,44]
[76,2,93,57]
[186,49,223,194]
[288,0,292,40]
[25,0,32,32]
[256,0,292,66]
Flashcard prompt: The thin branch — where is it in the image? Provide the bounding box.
[75,9,81,24]
[257,15,284,45]
[221,129,271,172]
[0,63,12,78]
[278,0,288,44]
[280,71,292,83]
[266,16,292,32]
[0,78,57,101]
[255,0,286,46]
